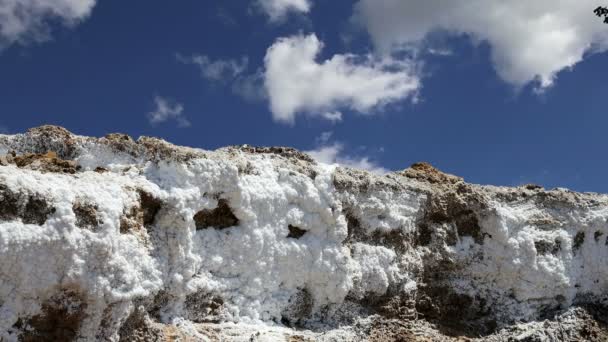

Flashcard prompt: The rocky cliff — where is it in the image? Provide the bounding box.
[0,126,607,341]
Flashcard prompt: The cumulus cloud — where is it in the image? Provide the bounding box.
[306,132,388,174]
[264,33,420,124]
[256,0,311,22]
[147,96,190,128]
[0,0,96,48]
[353,0,608,89]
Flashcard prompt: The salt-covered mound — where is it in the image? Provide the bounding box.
[0,126,607,341]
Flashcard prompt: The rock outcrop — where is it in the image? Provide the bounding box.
[0,126,607,341]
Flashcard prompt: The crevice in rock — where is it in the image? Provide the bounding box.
[194,199,239,230]
[287,225,307,239]
[119,189,162,234]
[573,231,586,253]
[594,231,604,242]
[137,190,162,227]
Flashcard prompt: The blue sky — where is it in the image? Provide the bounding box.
[1,0,608,192]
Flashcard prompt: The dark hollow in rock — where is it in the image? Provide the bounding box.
[119,189,162,234]
[73,201,101,230]
[595,231,604,242]
[535,239,562,255]
[0,184,55,225]
[287,225,307,239]
[194,199,239,230]
[343,209,367,246]
[184,291,225,323]
[24,196,56,225]
[15,289,86,342]
[281,288,313,328]
[0,184,20,221]
[137,190,161,227]
[573,232,586,252]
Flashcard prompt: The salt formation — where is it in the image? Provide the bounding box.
[0,126,607,341]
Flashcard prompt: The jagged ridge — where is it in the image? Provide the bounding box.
[0,126,607,341]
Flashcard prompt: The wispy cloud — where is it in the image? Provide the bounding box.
[178,53,266,102]
[176,53,249,82]
[147,96,190,128]
[306,132,388,175]
[255,0,311,22]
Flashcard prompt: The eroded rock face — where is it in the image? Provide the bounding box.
[0,184,55,225]
[193,198,239,230]
[0,126,607,341]
[14,289,86,342]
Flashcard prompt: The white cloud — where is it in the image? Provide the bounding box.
[231,70,267,102]
[306,143,388,175]
[0,0,96,48]
[178,53,266,102]
[264,33,420,124]
[147,96,190,128]
[353,0,608,89]
[306,133,388,174]
[315,131,333,145]
[256,0,311,22]
[176,54,248,81]
[322,111,343,123]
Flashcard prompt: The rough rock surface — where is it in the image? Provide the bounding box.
[0,126,607,341]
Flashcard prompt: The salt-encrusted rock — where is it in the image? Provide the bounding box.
[0,126,607,341]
